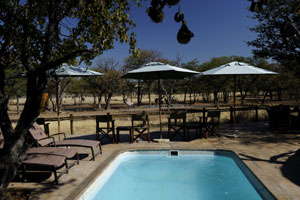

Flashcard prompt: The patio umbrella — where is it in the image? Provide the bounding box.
[11,64,104,132]
[201,61,278,132]
[121,62,200,141]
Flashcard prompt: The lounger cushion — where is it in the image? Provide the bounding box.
[55,139,99,148]
[23,154,65,168]
[28,147,77,159]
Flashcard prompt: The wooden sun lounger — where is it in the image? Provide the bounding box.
[29,122,102,161]
[22,154,68,184]
[28,147,79,168]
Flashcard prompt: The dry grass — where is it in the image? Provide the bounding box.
[8,95,269,136]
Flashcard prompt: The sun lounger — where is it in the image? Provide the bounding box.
[22,154,68,184]
[28,147,79,168]
[29,122,102,161]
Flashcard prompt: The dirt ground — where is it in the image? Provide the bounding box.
[3,95,299,200]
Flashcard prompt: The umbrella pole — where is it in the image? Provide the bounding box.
[55,77,61,133]
[158,79,162,139]
[233,75,236,133]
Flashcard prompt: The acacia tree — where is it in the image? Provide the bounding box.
[94,57,122,110]
[0,0,138,193]
[0,0,193,193]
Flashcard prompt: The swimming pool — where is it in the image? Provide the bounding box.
[79,150,275,200]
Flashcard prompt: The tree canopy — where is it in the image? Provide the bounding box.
[248,0,300,69]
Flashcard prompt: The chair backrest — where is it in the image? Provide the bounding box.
[0,128,4,149]
[267,105,290,131]
[36,118,50,136]
[132,112,149,127]
[96,114,113,122]
[29,122,53,146]
[169,112,186,126]
[96,114,113,128]
[207,111,220,123]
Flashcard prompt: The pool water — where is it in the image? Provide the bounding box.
[80,151,274,200]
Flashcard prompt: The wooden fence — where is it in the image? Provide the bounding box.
[9,105,267,135]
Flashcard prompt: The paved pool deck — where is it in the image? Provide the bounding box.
[8,122,300,200]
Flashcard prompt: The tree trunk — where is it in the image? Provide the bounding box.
[261,90,268,106]
[223,91,229,104]
[213,91,219,108]
[104,93,112,110]
[97,93,102,109]
[183,86,187,104]
[93,95,96,104]
[270,91,273,100]
[276,89,282,101]
[0,72,46,194]
[49,96,56,112]
[147,81,152,108]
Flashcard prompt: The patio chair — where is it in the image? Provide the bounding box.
[290,107,300,130]
[203,111,221,138]
[168,112,187,140]
[96,113,116,143]
[131,112,150,143]
[267,105,291,132]
[29,122,102,161]
[21,153,68,184]
[186,112,205,139]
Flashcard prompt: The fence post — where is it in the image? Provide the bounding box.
[230,106,233,124]
[70,114,74,135]
[255,105,259,122]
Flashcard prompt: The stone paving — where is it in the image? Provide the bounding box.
[7,122,300,200]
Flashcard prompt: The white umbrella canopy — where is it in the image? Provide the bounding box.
[202,61,278,76]
[201,61,278,133]
[122,62,199,80]
[49,64,104,77]
[122,62,200,141]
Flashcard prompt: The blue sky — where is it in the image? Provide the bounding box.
[94,0,257,67]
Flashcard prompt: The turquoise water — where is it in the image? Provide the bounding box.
[89,153,266,200]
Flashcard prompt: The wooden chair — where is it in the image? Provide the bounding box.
[168,112,187,140]
[267,105,291,132]
[131,112,150,143]
[96,113,116,143]
[203,111,221,138]
[186,112,206,139]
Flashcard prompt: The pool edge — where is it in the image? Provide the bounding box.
[68,149,276,200]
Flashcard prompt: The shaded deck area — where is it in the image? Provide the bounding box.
[7,122,300,200]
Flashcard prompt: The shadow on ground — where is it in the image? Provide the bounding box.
[240,150,300,187]
[70,129,203,145]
